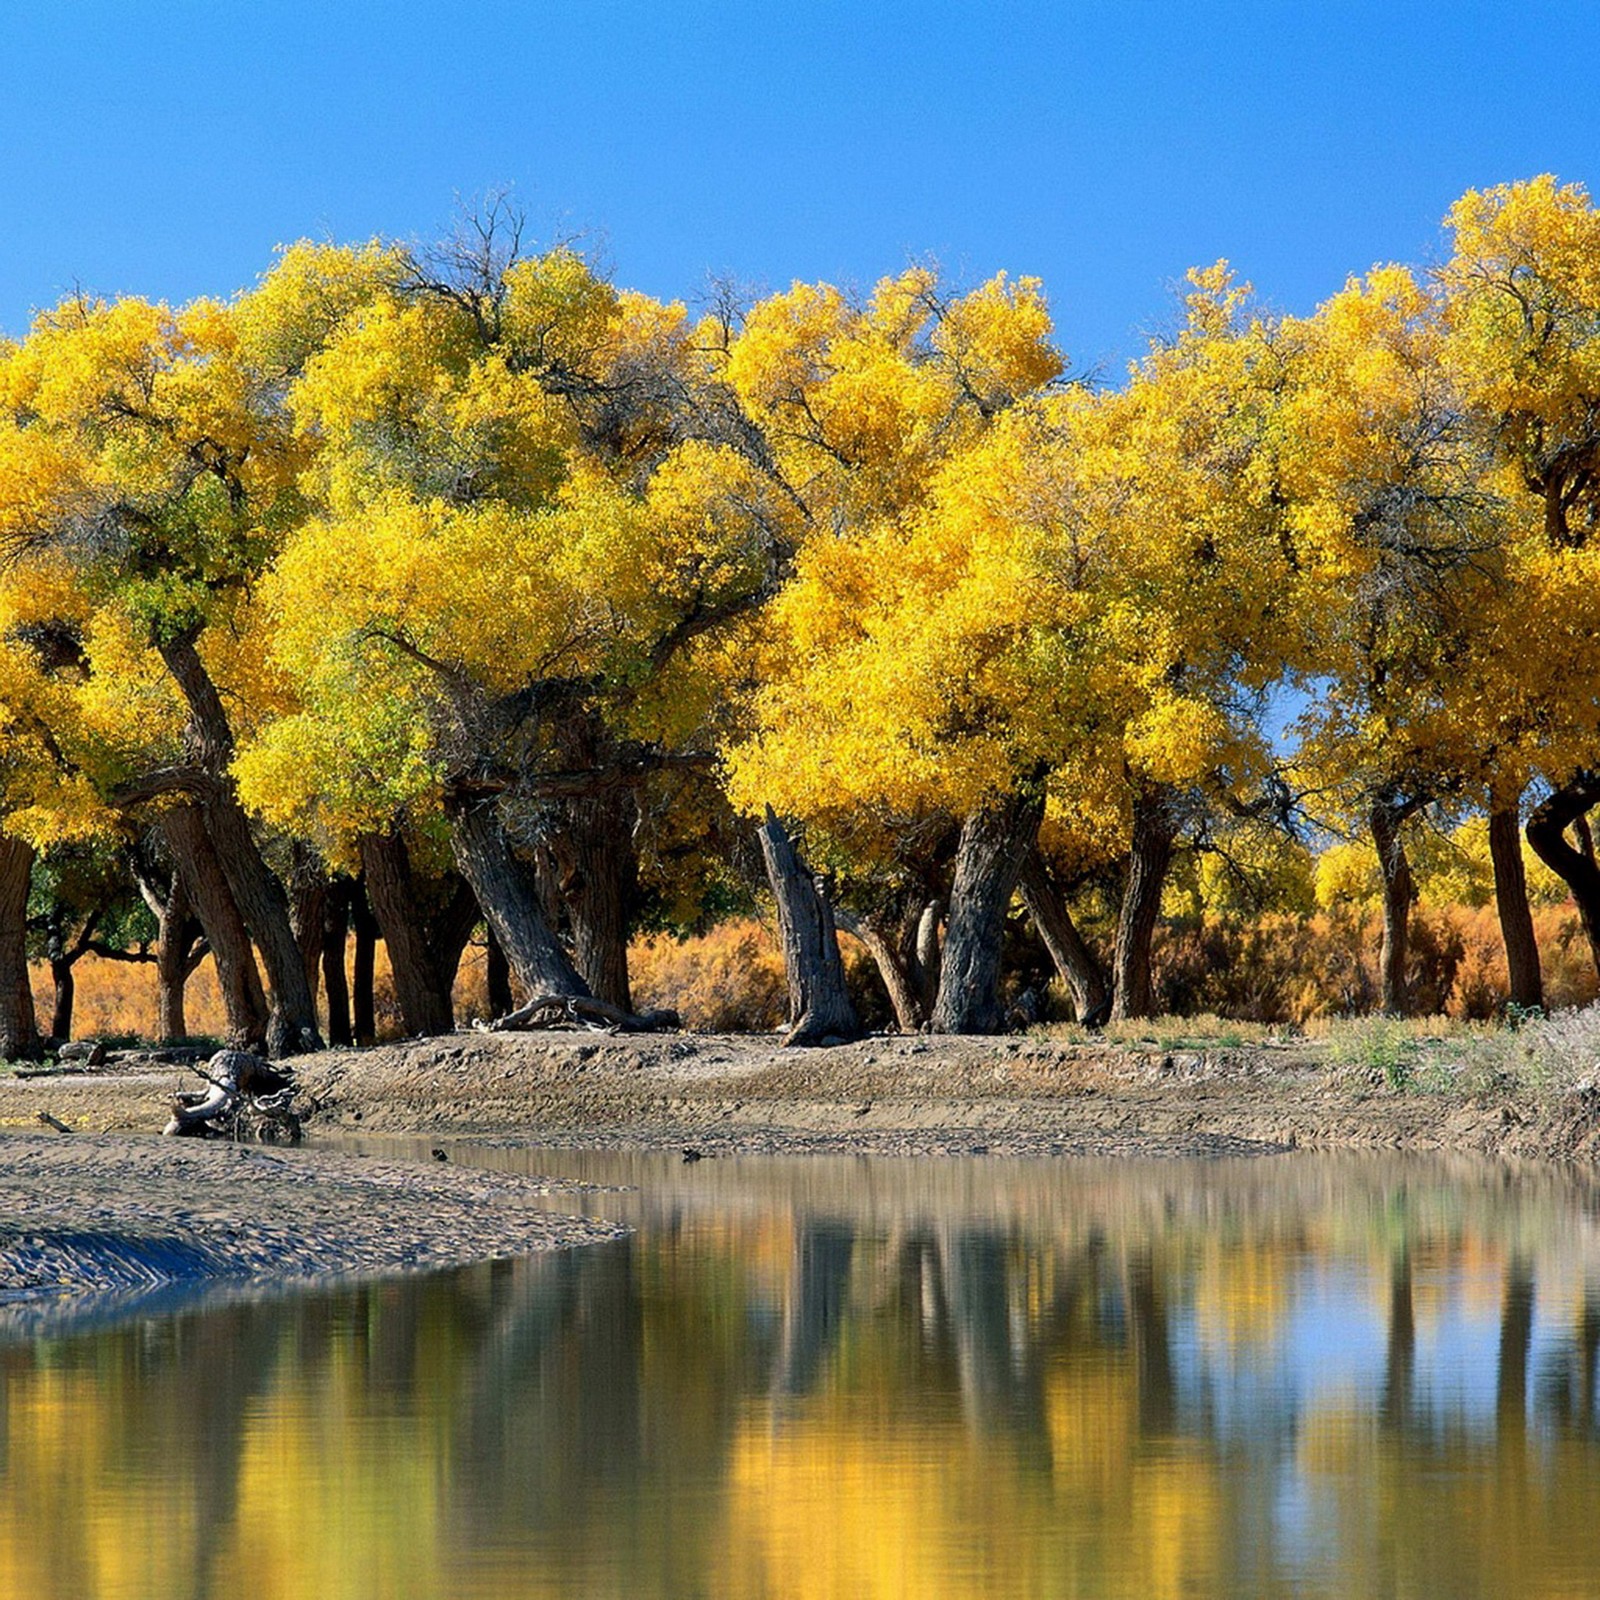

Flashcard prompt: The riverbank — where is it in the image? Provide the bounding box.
[3,1026,1598,1160]
[0,1128,625,1318]
[3,1030,1597,1314]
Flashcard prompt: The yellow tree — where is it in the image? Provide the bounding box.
[0,245,397,1053]
[1278,264,1512,1014]
[732,267,1296,1028]
[1439,175,1600,985]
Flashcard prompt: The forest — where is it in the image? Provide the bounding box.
[3,175,1600,1058]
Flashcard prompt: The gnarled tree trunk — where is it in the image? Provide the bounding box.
[834,905,929,1033]
[758,808,860,1046]
[551,795,638,1012]
[1489,793,1543,1012]
[138,866,207,1044]
[321,884,353,1047]
[358,831,456,1037]
[931,790,1045,1034]
[1110,786,1178,1022]
[1527,772,1600,982]
[350,888,378,1047]
[1370,796,1418,1017]
[289,843,327,1015]
[160,804,269,1052]
[1017,849,1110,1025]
[486,926,514,1020]
[447,797,589,1000]
[0,835,40,1061]
[157,633,322,1056]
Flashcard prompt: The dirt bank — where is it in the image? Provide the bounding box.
[4,1031,1598,1317]
[3,1030,1595,1162]
[0,1128,624,1324]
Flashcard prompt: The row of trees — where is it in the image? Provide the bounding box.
[4,178,1600,1055]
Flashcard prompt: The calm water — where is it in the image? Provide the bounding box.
[5,1147,1600,1599]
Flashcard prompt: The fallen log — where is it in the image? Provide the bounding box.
[479,995,680,1034]
[163,1049,302,1142]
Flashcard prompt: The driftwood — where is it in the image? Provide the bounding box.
[163,1049,302,1142]
[479,995,680,1034]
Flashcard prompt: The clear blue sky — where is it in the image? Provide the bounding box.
[1,1,1596,372]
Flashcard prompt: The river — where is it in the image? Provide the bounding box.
[4,1146,1599,1598]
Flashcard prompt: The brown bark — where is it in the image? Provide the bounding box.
[1370,798,1417,1017]
[757,808,861,1046]
[486,926,514,1019]
[137,863,206,1043]
[432,875,483,995]
[1110,787,1178,1022]
[48,957,74,1043]
[155,873,193,1043]
[350,887,378,1047]
[0,836,40,1061]
[834,906,926,1032]
[1526,773,1600,980]
[289,844,326,1013]
[321,885,353,1048]
[1016,849,1110,1025]
[446,797,590,998]
[931,790,1045,1034]
[551,796,637,1011]
[160,804,269,1052]
[156,633,322,1056]
[358,831,455,1037]
[1489,795,1543,1012]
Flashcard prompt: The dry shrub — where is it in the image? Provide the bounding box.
[630,918,789,1033]
[37,901,1600,1044]
[32,955,229,1042]
[1153,904,1599,1024]
[35,940,492,1044]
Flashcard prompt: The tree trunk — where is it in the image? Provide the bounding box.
[931,790,1045,1034]
[201,799,324,1056]
[154,872,192,1043]
[156,633,322,1056]
[289,844,326,1014]
[1526,773,1600,981]
[1489,794,1543,1012]
[552,796,637,1012]
[486,926,514,1019]
[1110,787,1178,1022]
[446,797,590,998]
[1370,799,1416,1017]
[160,804,269,1052]
[914,899,943,1018]
[833,906,926,1032]
[431,875,483,995]
[350,887,378,1046]
[49,957,74,1043]
[757,808,861,1046]
[1016,849,1111,1025]
[358,831,456,1037]
[138,862,204,1043]
[321,885,353,1047]
[0,836,40,1061]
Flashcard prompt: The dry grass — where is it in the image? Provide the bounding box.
[34,902,1600,1047]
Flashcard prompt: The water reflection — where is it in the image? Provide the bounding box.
[5,1152,1600,1597]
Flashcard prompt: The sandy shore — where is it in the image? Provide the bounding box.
[3,1030,1597,1315]
[0,1128,624,1321]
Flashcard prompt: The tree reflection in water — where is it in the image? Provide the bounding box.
[3,1152,1600,1597]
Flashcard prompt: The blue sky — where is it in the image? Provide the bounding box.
[2,2,1597,371]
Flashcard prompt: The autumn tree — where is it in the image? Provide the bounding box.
[1438,176,1600,989]
[0,249,404,1053]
